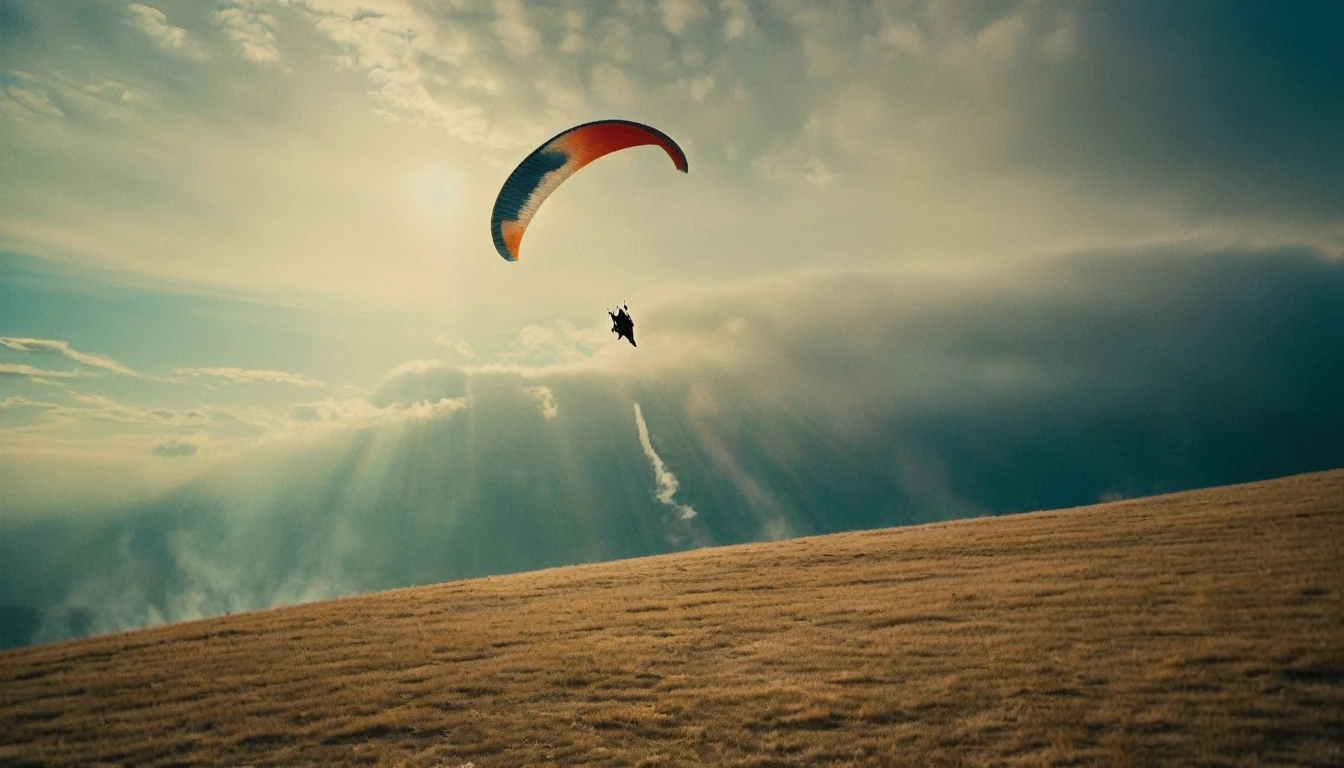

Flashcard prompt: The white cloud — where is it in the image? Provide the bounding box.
[126,4,204,58]
[0,73,65,119]
[878,21,924,55]
[659,0,706,36]
[721,0,752,40]
[591,62,637,107]
[211,2,283,64]
[679,74,715,102]
[632,402,697,520]
[433,336,476,359]
[376,357,457,385]
[0,395,59,409]
[493,0,539,56]
[596,17,633,62]
[507,319,608,366]
[524,385,558,419]
[35,73,153,122]
[790,6,850,77]
[171,366,326,387]
[278,395,465,439]
[803,157,835,187]
[62,392,215,427]
[0,364,90,380]
[459,67,506,95]
[294,0,508,147]
[0,337,140,377]
[559,9,585,53]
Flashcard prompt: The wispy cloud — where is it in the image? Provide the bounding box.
[293,0,506,147]
[0,337,140,377]
[0,363,91,380]
[63,392,213,427]
[720,0,752,40]
[633,403,697,521]
[558,9,585,53]
[171,367,325,387]
[433,336,476,360]
[277,395,466,440]
[126,4,205,58]
[211,2,282,64]
[0,395,62,409]
[0,72,65,119]
[150,439,199,458]
[679,74,715,102]
[507,320,608,366]
[803,157,835,186]
[659,0,706,36]
[591,61,637,106]
[493,0,539,56]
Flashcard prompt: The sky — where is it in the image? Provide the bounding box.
[1,0,1342,648]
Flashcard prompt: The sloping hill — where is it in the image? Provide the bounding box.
[2,470,1341,767]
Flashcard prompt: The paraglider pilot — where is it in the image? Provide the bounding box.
[609,304,636,348]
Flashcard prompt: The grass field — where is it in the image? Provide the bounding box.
[2,470,1341,767]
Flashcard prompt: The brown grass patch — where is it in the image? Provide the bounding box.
[1,469,1341,766]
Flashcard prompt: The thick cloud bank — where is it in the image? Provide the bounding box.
[3,246,1342,648]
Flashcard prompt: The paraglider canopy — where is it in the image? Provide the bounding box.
[489,119,688,262]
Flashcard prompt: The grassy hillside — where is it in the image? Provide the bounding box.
[2,470,1341,767]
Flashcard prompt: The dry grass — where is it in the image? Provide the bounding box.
[2,470,1342,767]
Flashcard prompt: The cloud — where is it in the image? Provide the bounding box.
[293,0,507,147]
[151,439,199,458]
[877,21,924,55]
[171,366,325,387]
[679,74,715,102]
[525,385,558,419]
[369,359,468,407]
[803,158,835,186]
[493,0,538,56]
[0,71,65,118]
[633,403,696,521]
[275,395,466,440]
[61,392,214,427]
[0,395,58,409]
[433,336,476,359]
[595,16,633,62]
[0,337,139,377]
[126,4,204,58]
[590,62,636,107]
[211,2,282,64]
[721,0,752,40]
[558,9,585,53]
[0,364,90,380]
[659,0,706,36]
[504,320,608,367]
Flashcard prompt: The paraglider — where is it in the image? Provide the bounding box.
[489,118,688,348]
